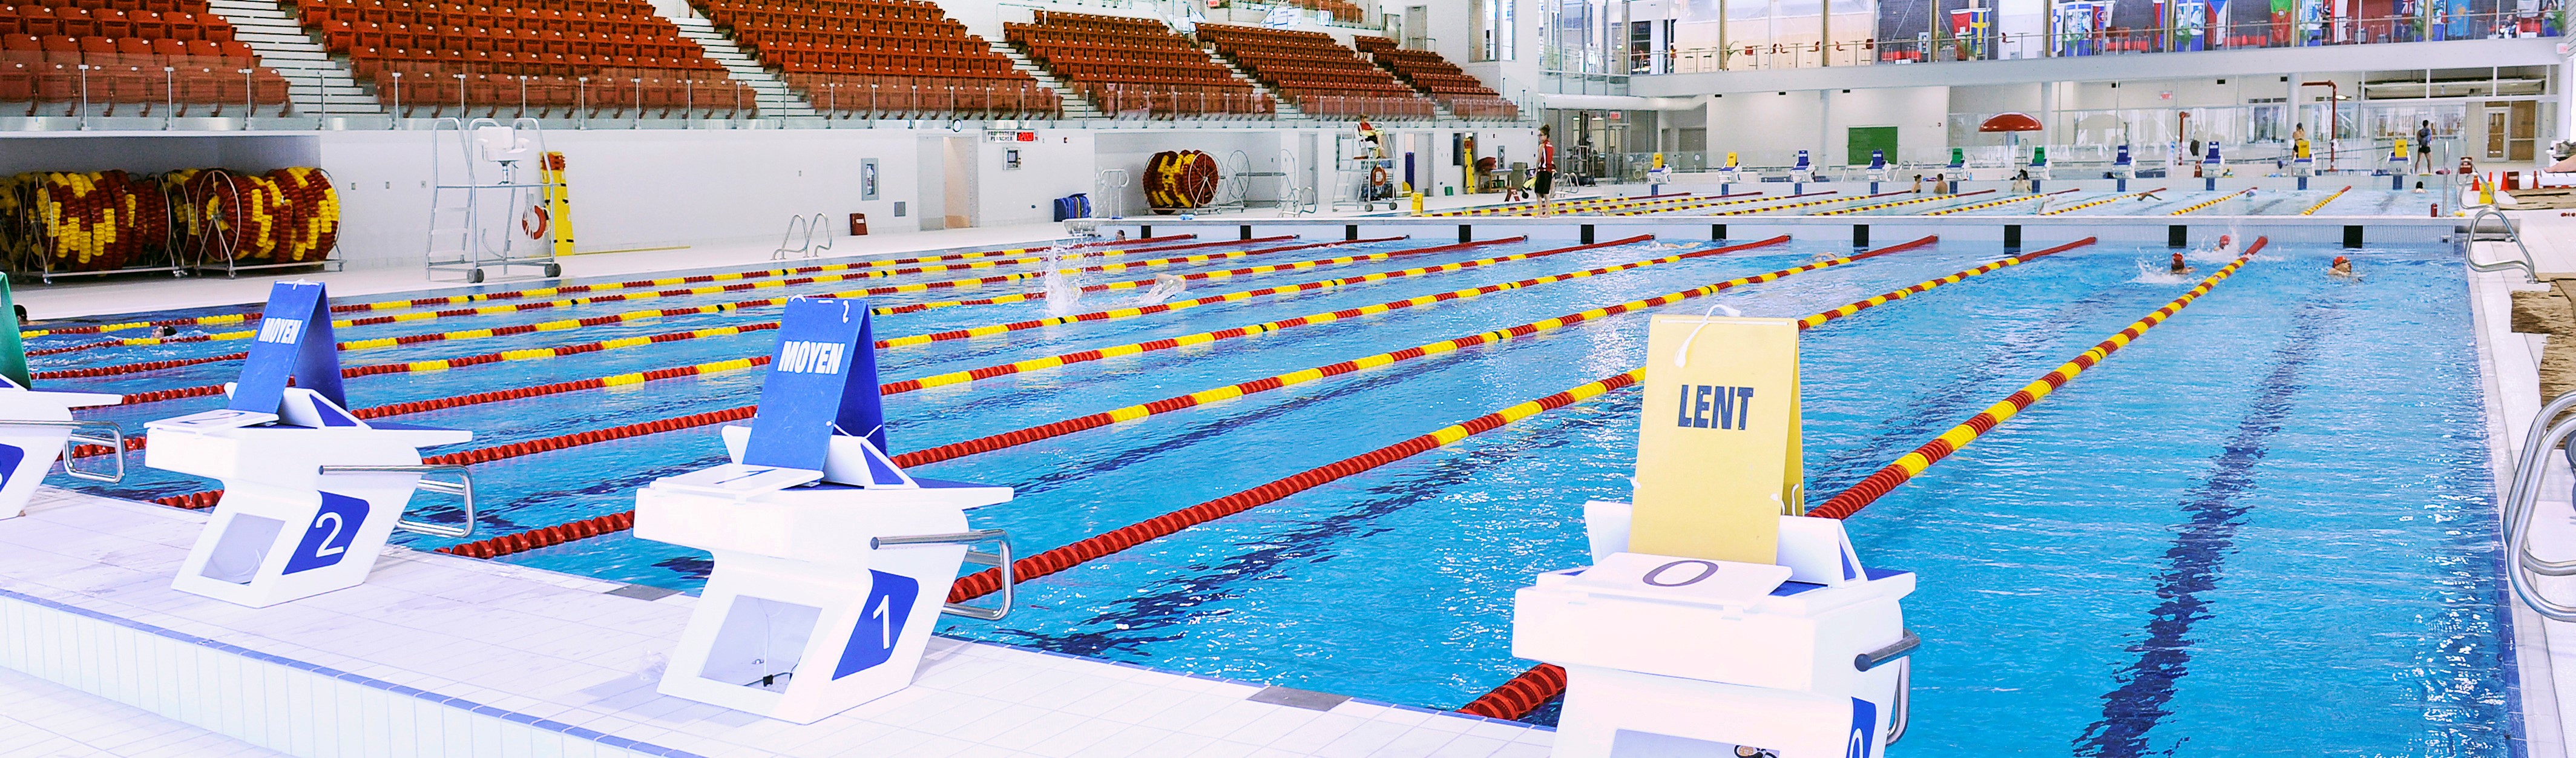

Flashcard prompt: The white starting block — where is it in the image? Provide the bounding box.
[639,297,1016,724]
[0,280,128,521]
[1789,150,1816,183]
[154,282,478,608]
[2112,144,2135,179]
[1509,314,1917,757]
[0,377,125,520]
[1718,151,1742,183]
[1864,150,1890,182]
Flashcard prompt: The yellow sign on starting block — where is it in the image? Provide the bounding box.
[1628,314,1802,565]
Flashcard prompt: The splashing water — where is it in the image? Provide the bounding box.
[2131,259,2198,284]
[1132,274,1188,306]
[1042,252,1084,316]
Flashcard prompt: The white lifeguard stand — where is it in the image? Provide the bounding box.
[638,297,1016,725]
[154,282,478,608]
[1509,315,1917,757]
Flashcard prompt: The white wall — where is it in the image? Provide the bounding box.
[979,130,1099,226]
[1706,87,1947,166]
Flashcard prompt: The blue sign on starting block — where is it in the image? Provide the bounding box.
[229,282,346,415]
[743,297,888,472]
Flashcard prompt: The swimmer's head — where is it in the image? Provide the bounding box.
[2333,255,2350,266]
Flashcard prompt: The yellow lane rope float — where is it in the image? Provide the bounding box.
[2300,186,2351,216]
[2039,188,2167,216]
[1,170,175,272]
[2169,188,2253,215]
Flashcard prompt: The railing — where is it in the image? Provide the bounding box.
[317,464,479,539]
[2465,208,2538,283]
[872,528,1016,620]
[3,51,295,127]
[5,420,126,484]
[1657,10,2552,73]
[1084,83,1275,118]
[786,74,1063,119]
[373,65,755,125]
[770,213,834,260]
[2502,394,2576,621]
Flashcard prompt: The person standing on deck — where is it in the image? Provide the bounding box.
[1536,125,1560,214]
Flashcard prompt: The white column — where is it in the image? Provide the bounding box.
[1819,89,1835,166]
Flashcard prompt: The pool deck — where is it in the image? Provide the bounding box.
[0,489,1554,758]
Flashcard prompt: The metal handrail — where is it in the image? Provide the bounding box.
[1854,630,1920,671]
[872,527,1014,621]
[2502,394,2576,620]
[3,420,126,483]
[2465,207,2537,284]
[318,464,478,539]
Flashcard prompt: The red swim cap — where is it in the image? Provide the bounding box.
[2333,255,2350,265]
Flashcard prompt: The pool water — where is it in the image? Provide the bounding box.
[31,232,2509,755]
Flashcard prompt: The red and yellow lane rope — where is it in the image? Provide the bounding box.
[19,234,1200,339]
[148,234,1698,515]
[873,236,1411,315]
[1611,191,1844,217]
[2301,186,2351,216]
[38,238,1338,357]
[1805,237,2270,520]
[942,236,2091,609]
[1922,189,2078,216]
[1425,191,1707,217]
[1695,190,1920,217]
[1810,190,1998,216]
[41,237,1432,375]
[2169,188,2253,216]
[87,237,1543,392]
[2039,188,2166,216]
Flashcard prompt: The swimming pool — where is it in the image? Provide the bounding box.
[30,231,2509,754]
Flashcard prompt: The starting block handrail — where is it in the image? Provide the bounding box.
[872,527,1014,621]
[317,464,478,539]
[1854,630,1920,672]
[2502,393,2576,621]
[2,419,126,483]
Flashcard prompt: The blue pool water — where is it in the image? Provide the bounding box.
[30,232,2509,754]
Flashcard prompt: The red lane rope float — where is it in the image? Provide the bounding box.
[1809,190,1999,216]
[1921,189,2080,216]
[1451,236,2112,722]
[1807,237,2268,520]
[2301,186,2351,216]
[400,236,1821,556]
[19,234,1200,339]
[1425,191,1705,217]
[2039,188,2167,216]
[37,239,1340,357]
[86,238,1527,393]
[2169,188,2253,216]
[1603,190,1841,217]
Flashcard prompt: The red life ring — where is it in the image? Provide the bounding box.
[521,204,549,240]
[1370,165,1388,186]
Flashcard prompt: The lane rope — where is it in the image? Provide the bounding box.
[2300,186,2351,216]
[1921,189,2078,216]
[21,234,1198,339]
[1806,237,2268,519]
[2169,189,2253,216]
[1608,191,1842,217]
[2039,188,2166,216]
[1424,191,1710,218]
[1809,190,1999,216]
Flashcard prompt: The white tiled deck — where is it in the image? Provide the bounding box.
[0,489,1550,757]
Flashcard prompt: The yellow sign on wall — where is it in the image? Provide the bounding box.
[1628,315,1802,565]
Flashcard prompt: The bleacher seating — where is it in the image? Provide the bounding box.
[1266,0,1365,24]
[2,1,291,117]
[292,0,751,118]
[1195,24,1429,119]
[695,0,1052,118]
[1005,11,1268,118]
[1350,36,1516,120]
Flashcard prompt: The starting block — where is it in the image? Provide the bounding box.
[0,279,126,521]
[1789,150,1816,183]
[155,282,477,608]
[640,297,1016,724]
[1510,315,1916,757]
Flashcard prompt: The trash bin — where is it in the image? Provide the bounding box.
[849,213,869,236]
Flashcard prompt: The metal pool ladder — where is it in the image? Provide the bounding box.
[2501,392,2576,620]
[2465,207,2538,284]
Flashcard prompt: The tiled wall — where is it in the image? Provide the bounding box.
[0,588,701,758]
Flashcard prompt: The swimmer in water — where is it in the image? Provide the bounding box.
[2138,189,2165,202]
[2169,252,2194,275]
[2330,255,2357,277]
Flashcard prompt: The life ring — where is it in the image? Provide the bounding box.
[1369,165,1388,187]
[521,203,550,240]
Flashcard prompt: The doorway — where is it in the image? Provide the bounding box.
[2484,101,2535,162]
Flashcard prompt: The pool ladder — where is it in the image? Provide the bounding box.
[2463,207,2537,284]
[2503,393,2576,621]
